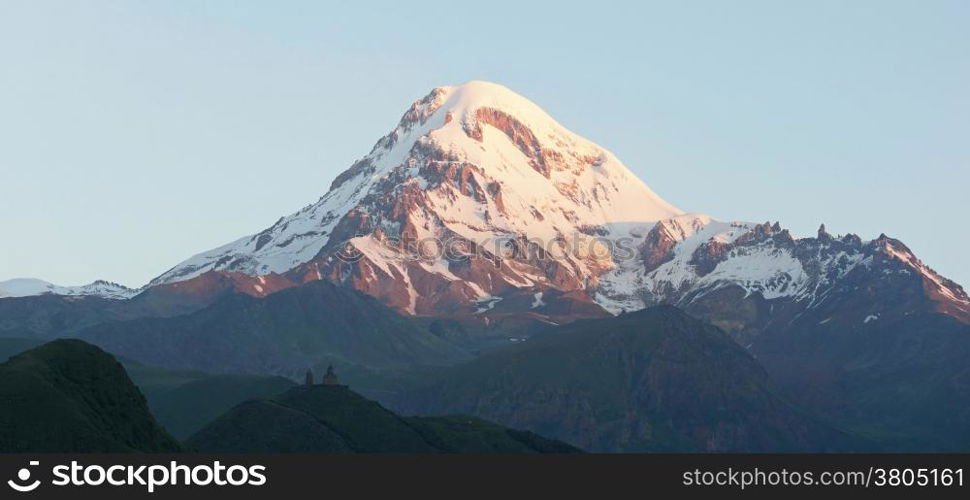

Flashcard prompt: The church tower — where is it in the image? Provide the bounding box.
[322,365,339,386]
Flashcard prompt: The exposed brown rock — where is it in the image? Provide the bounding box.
[690,239,731,276]
[469,107,549,177]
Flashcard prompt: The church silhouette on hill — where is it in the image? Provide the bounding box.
[304,365,343,387]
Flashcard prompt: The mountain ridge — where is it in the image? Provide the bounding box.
[395,305,866,452]
[0,278,135,299]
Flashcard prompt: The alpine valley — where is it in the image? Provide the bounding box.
[3,81,969,452]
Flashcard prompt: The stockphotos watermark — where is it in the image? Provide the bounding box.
[333,232,641,265]
[5,460,267,493]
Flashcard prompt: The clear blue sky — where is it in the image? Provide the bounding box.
[1,1,967,289]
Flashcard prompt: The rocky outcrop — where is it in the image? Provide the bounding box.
[598,214,970,346]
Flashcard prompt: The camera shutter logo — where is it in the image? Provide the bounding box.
[7,461,41,492]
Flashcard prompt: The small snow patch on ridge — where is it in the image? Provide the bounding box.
[474,295,502,314]
[531,292,546,309]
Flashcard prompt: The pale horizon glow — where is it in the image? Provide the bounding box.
[1,1,967,289]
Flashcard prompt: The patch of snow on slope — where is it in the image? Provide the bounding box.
[473,295,503,314]
[693,245,808,300]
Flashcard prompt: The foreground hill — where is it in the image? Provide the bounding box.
[0,337,298,440]
[0,339,181,452]
[188,384,580,454]
[398,306,863,452]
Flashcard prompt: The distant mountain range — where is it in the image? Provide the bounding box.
[2,81,968,452]
[0,278,134,299]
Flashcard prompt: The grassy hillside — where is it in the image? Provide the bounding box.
[187,384,581,453]
[144,372,295,440]
[0,339,181,452]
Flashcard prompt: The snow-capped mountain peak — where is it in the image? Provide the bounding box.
[150,81,683,291]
